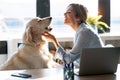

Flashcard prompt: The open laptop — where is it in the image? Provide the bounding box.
[74,47,120,76]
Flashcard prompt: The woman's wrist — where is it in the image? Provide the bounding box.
[53,39,59,49]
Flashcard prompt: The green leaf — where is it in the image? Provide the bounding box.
[87,15,110,33]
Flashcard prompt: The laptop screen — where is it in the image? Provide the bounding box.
[75,47,120,76]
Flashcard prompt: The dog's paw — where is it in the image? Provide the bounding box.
[53,58,63,64]
[47,60,63,68]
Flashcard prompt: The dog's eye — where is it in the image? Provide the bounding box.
[38,19,41,22]
[45,27,48,30]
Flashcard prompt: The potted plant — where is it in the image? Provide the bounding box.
[87,15,110,33]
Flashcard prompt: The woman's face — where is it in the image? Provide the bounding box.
[64,6,79,26]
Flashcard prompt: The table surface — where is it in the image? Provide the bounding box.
[0,64,120,80]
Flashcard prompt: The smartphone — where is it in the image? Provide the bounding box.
[11,73,32,78]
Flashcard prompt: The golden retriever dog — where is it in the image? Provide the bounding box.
[0,17,61,70]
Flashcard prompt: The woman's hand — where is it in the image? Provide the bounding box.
[42,32,59,49]
[42,32,55,42]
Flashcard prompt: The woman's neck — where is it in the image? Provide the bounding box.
[71,24,80,31]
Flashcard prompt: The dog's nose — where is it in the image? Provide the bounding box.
[49,27,52,31]
[49,17,52,20]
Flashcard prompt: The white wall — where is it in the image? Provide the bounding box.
[0,54,7,65]
[7,39,22,59]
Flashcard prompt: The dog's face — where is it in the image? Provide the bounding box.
[23,17,52,45]
[27,17,52,33]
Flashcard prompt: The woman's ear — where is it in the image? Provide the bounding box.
[76,17,80,22]
[76,18,81,24]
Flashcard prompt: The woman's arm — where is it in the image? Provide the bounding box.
[42,32,59,49]
[42,30,90,64]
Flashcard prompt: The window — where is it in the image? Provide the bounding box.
[111,0,120,35]
[50,0,98,37]
[0,0,119,39]
[0,0,36,38]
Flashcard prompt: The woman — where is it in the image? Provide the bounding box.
[42,3,104,67]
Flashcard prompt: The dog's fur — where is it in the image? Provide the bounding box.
[0,17,61,70]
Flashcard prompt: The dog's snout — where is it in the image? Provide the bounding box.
[45,27,52,31]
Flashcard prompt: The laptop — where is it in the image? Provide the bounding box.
[74,47,120,76]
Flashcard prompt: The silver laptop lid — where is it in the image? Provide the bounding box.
[78,47,120,76]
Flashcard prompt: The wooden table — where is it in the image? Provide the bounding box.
[0,65,120,80]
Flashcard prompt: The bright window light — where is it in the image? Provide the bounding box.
[50,0,98,37]
[110,0,120,35]
[3,0,120,39]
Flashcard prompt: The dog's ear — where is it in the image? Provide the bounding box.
[23,26,33,43]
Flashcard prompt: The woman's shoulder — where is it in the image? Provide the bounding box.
[80,24,92,32]
[79,23,98,36]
